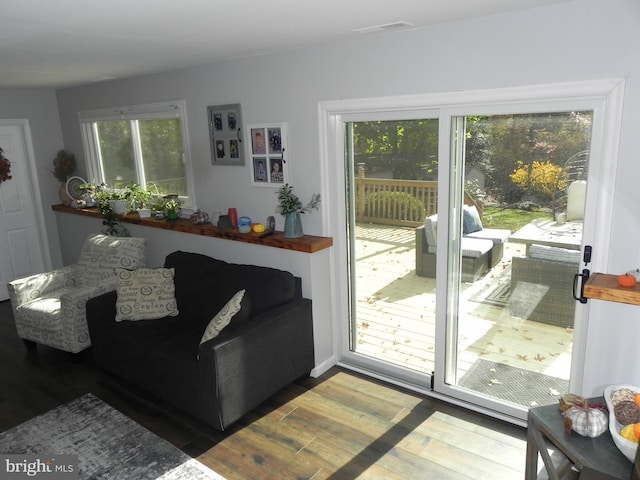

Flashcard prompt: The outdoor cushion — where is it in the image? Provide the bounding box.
[566,180,587,221]
[423,214,438,252]
[529,244,580,264]
[460,237,493,258]
[466,227,511,245]
[463,205,483,234]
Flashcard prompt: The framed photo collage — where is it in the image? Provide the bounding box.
[248,123,288,187]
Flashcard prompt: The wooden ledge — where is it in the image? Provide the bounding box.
[584,273,640,306]
[52,204,333,254]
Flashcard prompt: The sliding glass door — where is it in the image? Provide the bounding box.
[321,80,622,423]
[437,112,593,421]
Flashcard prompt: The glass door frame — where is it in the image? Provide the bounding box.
[318,78,625,423]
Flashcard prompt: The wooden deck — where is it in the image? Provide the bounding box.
[353,223,574,382]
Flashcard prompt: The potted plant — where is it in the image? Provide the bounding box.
[122,183,153,217]
[92,188,130,237]
[276,184,320,238]
[162,194,183,220]
[51,150,76,205]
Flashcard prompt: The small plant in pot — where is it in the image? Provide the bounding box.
[276,184,320,238]
[162,195,183,220]
[122,183,153,217]
[93,187,130,237]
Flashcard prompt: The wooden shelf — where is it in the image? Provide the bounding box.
[52,204,333,254]
[584,273,640,306]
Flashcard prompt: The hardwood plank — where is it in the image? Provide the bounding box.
[0,298,531,479]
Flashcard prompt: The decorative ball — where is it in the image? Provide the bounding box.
[252,223,266,233]
[611,388,636,407]
[615,401,640,425]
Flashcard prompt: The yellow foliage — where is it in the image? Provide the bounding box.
[510,160,566,198]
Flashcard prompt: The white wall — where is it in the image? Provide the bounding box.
[0,88,65,268]
[53,0,640,394]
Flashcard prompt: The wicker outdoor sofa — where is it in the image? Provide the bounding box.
[415,209,510,282]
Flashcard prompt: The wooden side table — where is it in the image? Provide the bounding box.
[525,397,632,480]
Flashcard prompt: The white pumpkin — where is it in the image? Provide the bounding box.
[564,406,608,437]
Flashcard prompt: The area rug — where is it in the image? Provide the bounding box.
[0,393,226,480]
[458,359,569,408]
[469,268,512,307]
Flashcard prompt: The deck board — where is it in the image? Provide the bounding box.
[352,223,573,384]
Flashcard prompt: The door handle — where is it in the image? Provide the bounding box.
[573,268,590,304]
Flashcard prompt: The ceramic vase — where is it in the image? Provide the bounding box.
[283,212,303,238]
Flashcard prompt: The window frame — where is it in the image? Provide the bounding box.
[79,100,196,209]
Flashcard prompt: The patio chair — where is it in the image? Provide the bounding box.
[416,215,493,282]
[552,150,589,220]
[8,233,147,355]
[509,244,580,328]
[461,204,511,268]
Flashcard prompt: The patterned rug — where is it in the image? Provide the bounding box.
[459,359,569,408]
[469,268,512,307]
[0,393,226,480]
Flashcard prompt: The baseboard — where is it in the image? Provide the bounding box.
[310,356,336,378]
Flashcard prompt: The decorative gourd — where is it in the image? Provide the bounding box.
[564,405,608,437]
[617,274,637,287]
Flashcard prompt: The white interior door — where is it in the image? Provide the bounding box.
[0,122,47,301]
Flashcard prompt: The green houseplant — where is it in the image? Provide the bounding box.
[276,184,320,238]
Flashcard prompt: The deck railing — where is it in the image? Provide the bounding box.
[355,167,436,227]
[355,167,481,227]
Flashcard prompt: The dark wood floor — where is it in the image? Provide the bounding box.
[0,299,534,479]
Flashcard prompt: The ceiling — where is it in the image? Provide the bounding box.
[1,0,570,89]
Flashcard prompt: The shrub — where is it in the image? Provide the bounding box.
[510,160,565,201]
[365,191,425,222]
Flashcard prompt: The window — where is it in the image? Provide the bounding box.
[79,101,194,208]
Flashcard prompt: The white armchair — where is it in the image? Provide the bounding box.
[8,234,147,355]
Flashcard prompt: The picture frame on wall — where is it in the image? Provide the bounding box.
[208,103,244,165]
[248,123,288,187]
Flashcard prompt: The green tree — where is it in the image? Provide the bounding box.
[354,120,438,180]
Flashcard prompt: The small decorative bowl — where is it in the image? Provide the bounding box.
[604,384,640,462]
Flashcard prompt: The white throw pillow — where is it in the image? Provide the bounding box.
[115,267,178,321]
[199,289,247,345]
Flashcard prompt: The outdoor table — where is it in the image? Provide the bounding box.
[509,219,582,255]
[525,397,632,480]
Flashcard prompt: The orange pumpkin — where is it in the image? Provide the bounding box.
[617,274,637,287]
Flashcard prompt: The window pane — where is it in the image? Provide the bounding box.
[354,120,439,181]
[96,120,136,187]
[139,118,187,196]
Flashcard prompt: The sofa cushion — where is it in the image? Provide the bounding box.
[164,250,297,320]
[219,263,296,315]
[463,205,483,234]
[199,289,251,345]
[115,268,179,321]
[76,234,147,287]
[164,251,229,319]
[423,214,438,253]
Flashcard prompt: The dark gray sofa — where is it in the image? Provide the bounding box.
[86,250,314,431]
